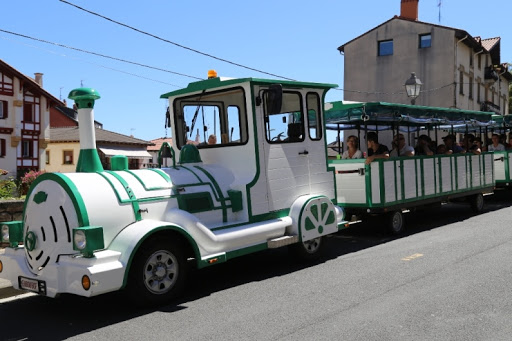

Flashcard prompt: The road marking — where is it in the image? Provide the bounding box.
[0,292,36,304]
[402,253,424,261]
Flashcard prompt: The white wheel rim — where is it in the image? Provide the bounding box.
[143,250,179,295]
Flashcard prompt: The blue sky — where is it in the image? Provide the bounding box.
[1,0,510,142]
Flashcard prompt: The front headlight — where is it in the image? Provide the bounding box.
[74,230,87,250]
[1,221,23,247]
[73,226,104,258]
[1,224,9,242]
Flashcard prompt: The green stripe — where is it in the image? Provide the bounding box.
[123,170,172,191]
[24,173,90,227]
[179,165,204,183]
[105,171,142,221]
[194,166,228,223]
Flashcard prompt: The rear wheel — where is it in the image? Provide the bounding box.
[387,211,404,235]
[127,238,186,306]
[289,237,324,261]
[470,193,484,213]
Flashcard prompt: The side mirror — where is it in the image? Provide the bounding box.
[266,84,283,115]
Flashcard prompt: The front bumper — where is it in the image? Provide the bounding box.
[0,247,125,298]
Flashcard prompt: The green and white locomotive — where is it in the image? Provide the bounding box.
[0,71,346,303]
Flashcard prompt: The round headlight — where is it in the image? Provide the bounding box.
[74,230,87,250]
[1,224,9,242]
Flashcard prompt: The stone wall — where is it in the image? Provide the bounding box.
[0,199,24,223]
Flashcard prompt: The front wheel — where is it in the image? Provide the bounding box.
[289,237,324,261]
[127,238,186,306]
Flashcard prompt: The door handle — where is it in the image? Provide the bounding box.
[299,150,309,155]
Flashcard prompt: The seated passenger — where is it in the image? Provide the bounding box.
[198,134,217,146]
[286,122,303,142]
[437,144,447,154]
[487,134,505,152]
[342,135,363,159]
[415,135,434,156]
[390,134,415,157]
[442,134,463,154]
[469,138,482,155]
[462,133,476,153]
[365,132,389,164]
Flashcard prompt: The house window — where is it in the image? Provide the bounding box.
[45,150,50,164]
[23,92,40,123]
[469,53,473,67]
[0,138,5,157]
[459,71,464,95]
[63,150,74,165]
[0,100,7,119]
[478,54,482,69]
[419,34,431,48]
[0,72,13,95]
[468,77,473,99]
[378,40,393,56]
[22,140,33,158]
[477,82,481,103]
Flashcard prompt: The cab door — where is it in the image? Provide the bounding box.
[261,90,311,212]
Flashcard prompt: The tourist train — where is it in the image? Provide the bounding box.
[0,71,508,303]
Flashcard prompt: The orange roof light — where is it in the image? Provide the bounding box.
[207,70,218,79]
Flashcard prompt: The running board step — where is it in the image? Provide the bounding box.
[267,235,299,248]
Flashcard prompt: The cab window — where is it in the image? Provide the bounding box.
[173,87,248,149]
[264,91,304,143]
[306,92,322,140]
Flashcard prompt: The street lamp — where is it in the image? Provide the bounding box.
[404,72,422,105]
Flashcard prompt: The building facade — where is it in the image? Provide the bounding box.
[0,59,62,177]
[45,127,153,172]
[338,0,511,115]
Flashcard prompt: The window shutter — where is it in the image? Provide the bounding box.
[0,138,5,157]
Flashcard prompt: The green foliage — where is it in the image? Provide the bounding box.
[0,169,18,199]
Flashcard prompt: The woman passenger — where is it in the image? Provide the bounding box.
[342,135,363,159]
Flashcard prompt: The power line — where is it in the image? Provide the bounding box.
[0,34,183,87]
[59,0,296,81]
[0,28,203,81]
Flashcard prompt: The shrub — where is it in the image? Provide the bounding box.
[20,170,46,195]
[0,169,18,199]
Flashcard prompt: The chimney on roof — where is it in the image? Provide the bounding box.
[400,0,419,21]
[34,73,44,87]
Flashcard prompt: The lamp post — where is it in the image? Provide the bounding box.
[404,72,422,105]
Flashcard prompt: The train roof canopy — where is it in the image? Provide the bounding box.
[324,101,498,129]
[161,77,337,98]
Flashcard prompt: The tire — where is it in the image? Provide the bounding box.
[127,238,186,306]
[387,211,404,235]
[470,193,484,213]
[289,236,324,261]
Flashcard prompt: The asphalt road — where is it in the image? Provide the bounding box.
[1,190,512,340]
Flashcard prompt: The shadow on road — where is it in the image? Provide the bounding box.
[1,190,511,340]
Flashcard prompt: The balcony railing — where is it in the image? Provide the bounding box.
[480,101,501,114]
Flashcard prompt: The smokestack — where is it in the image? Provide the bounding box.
[68,87,104,173]
[400,0,419,21]
[34,73,44,87]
